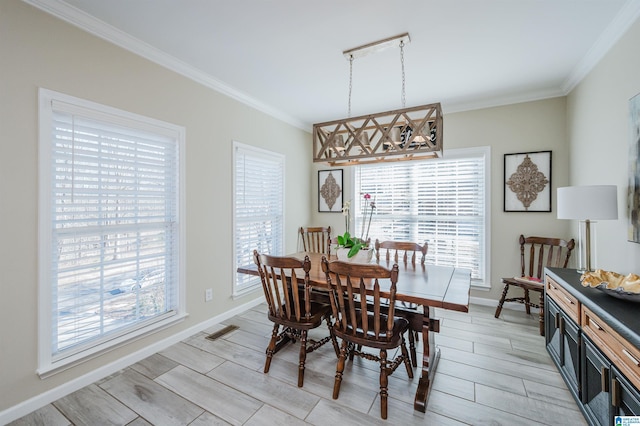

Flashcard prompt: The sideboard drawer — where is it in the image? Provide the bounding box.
[546,276,579,323]
[582,306,640,391]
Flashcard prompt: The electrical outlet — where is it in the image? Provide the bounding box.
[205,288,213,302]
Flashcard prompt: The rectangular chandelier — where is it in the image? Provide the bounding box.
[312,103,443,166]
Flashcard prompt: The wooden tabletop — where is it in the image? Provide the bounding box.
[237,252,470,313]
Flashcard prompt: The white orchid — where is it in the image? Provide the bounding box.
[342,200,351,234]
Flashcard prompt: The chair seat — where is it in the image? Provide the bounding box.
[498,278,544,310]
[334,313,409,349]
[501,277,544,292]
[268,302,332,330]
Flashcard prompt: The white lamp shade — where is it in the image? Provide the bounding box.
[557,185,618,220]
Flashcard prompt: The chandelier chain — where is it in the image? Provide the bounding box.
[400,40,406,108]
[348,55,354,118]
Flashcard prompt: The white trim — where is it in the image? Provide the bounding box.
[37,88,187,375]
[470,295,537,314]
[469,295,498,308]
[562,0,640,94]
[38,312,188,378]
[442,87,565,115]
[22,0,307,131]
[25,0,640,124]
[231,141,286,296]
[445,146,492,288]
[0,297,265,425]
[232,284,263,300]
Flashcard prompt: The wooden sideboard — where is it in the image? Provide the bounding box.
[545,267,640,425]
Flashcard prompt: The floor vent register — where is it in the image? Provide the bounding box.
[205,325,239,341]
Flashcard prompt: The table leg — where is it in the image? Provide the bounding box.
[414,306,440,412]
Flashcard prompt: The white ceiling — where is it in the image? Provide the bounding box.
[27,0,640,129]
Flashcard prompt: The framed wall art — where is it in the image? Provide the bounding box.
[629,92,640,243]
[318,169,343,213]
[504,151,552,212]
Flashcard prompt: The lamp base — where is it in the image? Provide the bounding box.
[577,220,597,274]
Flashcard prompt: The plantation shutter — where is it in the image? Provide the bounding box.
[354,151,486,281]
[48,101,180,358]
[233,142,285,292]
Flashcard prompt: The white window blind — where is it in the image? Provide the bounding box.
[233,142,285,294]
[354,148,489,284]
[38,89,185,375]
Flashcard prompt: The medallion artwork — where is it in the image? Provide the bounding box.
[506,154,549,210]
[320,171,342,210]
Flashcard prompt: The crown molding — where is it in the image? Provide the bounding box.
[562,0,640,94]
[442,87,566,115]
[22,0,640,128]
[21,0,308,131]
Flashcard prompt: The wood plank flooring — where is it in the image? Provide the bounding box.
[9,303,587,425]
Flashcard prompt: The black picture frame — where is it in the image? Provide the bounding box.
[318,169,343,213]
[504,150,552,212]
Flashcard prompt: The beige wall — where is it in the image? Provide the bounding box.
[4,0,640,418]
[566,18,640,275]
[312,97,572,301]
[0,0,311,413]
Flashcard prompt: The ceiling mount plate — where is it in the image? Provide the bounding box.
[343,33,411,60]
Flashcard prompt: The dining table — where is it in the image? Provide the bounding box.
[236,251,471,413]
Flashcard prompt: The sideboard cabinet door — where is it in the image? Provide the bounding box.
[546,295,581,400]
[563,311,581,400]
[546,296,561,364]
[582,337,611,426]
[612,366,640,419]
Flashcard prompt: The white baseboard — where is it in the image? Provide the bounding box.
[0,297,265,425]
[469,295,540,313]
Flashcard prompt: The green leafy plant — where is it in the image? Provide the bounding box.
[336,231,367,258]
[336,193,376,258]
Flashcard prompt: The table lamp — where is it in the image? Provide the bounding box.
[557,185,618,273]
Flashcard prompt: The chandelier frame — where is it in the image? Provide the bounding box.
[312,102,443,166]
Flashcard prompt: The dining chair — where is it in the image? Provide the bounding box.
[321,257,414,419]
[374,239,428,367]
[375,239,428,265]
[494,235,575,335]
[253,250,339,387]
[299,226,332,255]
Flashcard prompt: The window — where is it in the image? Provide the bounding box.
[354,147,490,287]
[38,89,186,376]
[233,142,284,295]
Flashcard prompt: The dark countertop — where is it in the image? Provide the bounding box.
[546,267,640,350]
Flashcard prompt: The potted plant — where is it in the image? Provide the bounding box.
[335,193,376,262]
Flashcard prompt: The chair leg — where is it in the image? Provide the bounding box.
[379,348,389,420]
[495,283,510,318]
[408,330,417,368]
[538,291,545,336]
[298,330,307,387]
[325,314,340,357]
[524,289,531,314]
[400,335,414,378]
[333,340,349,399]
[264,323,279,373]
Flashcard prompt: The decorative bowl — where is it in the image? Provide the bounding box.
[593,283,640,303]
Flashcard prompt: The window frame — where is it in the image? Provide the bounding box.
[37,88,187,377]
[353,146,491,288]
[232,141,285,297]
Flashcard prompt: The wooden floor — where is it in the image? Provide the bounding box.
[10,303,587,425]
